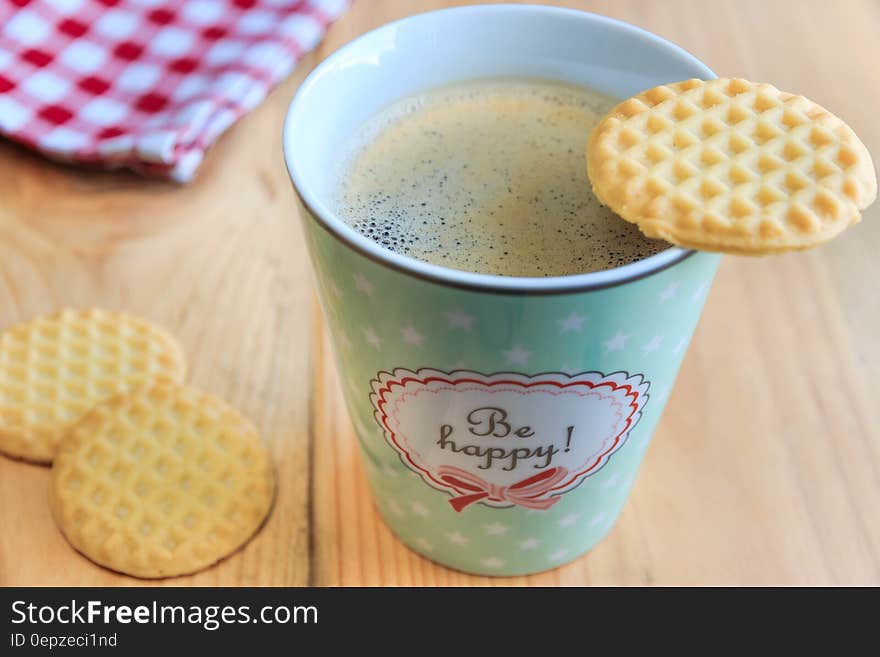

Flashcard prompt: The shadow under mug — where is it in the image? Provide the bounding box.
[283,4,720,576]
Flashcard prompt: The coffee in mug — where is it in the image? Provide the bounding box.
[333,78,667,277]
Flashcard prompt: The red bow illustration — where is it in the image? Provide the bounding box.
[437,466,569,512]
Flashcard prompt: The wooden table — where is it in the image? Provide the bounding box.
[1,0,878,587]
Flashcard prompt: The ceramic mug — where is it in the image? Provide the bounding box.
[284,5,719,576]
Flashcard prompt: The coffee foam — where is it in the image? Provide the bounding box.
[334,79,668,277]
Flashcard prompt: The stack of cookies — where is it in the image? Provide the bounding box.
[0,309,275,579]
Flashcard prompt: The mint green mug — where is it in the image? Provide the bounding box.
[284,5,719,576]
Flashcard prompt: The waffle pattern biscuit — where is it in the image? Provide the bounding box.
[0,309,186,463]
[587,78,877,254]
[50,383,275,579]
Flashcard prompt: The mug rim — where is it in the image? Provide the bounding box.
[283,4,717,296]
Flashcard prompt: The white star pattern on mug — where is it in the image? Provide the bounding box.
[485,522,509,536]
[692,282,708,303]
[658,281,679,302]
[337,330,352,350]
[401,325,425,347]
[642,335,664,353]
[446,308,475,331]
[503,345,532,364]
[603,331,629,352]
[557,312,586,333]
[548,549,569,561]
[363,327,381,350]
[603,473,620,489]
[558,513,580,527]
[353,272,375,296]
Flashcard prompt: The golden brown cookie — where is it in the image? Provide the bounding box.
[0,309,186,463]
[587,78,877,254]
[50,383,275,579]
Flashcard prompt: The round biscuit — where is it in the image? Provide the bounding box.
[587,78,877,254]
[0,309,187,463]
[50,383,275,579]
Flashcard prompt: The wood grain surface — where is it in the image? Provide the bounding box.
[1,0,878,586]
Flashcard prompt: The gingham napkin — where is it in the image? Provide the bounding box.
[0,0,349,181]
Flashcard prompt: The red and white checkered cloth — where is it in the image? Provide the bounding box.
[0,0,349,181]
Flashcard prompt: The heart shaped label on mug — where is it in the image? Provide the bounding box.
[370,368,650,512]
